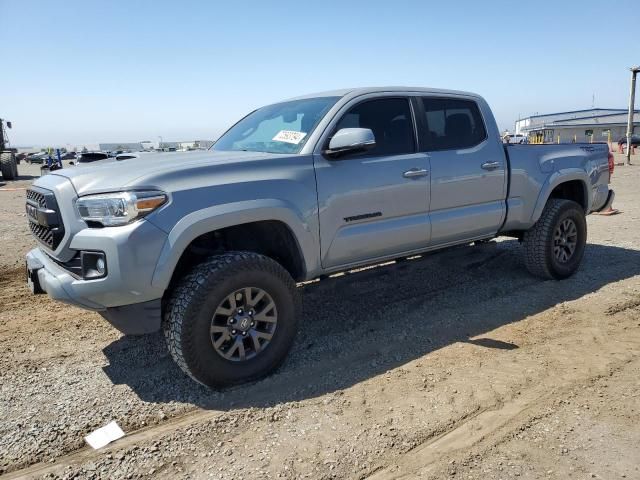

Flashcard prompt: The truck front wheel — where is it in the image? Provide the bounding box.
[163,252,300,388]
[523,199,587,280]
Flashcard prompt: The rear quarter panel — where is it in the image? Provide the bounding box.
[502,143,610,231]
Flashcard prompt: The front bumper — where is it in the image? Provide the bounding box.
[26,248,97,307]
[25,219,169,334]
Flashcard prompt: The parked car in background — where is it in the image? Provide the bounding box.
[71,151,161,166]
[616,135,639,154]
[617,135,640,150]
[26,152,49,164]
[503,133,527,144]
[26,152,76,164]
[115,151,157,160]
[73,152,111,165]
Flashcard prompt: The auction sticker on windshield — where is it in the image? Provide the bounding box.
[272,130,307,144]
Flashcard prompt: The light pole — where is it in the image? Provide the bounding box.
[625,66,639,165]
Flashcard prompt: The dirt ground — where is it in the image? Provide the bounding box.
[0,157,639,480]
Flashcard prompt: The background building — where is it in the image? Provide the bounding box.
[99,142,144,152]
[515,109,639,143]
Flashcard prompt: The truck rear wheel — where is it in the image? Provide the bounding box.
[0,152,18,180]
[163,252,300,388]
[523,199,586,280]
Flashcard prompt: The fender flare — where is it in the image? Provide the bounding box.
[151,199,318,289]
[530,169,590,224]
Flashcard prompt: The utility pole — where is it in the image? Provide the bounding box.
[626,66,639,165]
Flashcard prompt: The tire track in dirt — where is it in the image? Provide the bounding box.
[1,239,633,477]
[366,329,639,480]
[0,243,526,476]
[7,309,639,480]
[3,202,640,477]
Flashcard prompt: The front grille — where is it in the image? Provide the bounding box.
[26,189,47,208]
[29,222,56,248]
[26,186,65,250]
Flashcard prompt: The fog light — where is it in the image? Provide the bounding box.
[96,257,106,274]
[81,251,107,279]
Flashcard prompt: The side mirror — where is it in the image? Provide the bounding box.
[324,128,375,158]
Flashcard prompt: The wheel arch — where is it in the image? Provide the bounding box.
[531,171,590,225]
[151,200,317,290]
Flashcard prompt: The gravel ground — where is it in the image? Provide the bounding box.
[0,156,639,479]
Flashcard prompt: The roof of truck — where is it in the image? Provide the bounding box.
[286,86,480,101]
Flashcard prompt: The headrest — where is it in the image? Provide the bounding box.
[445,113,472,138]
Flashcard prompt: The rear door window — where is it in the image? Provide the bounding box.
[419,98,487,151]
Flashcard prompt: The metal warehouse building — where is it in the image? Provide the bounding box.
[515,108,639,144]
[99,142,144,152]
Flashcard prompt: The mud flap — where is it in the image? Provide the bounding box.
[594,189,615,213]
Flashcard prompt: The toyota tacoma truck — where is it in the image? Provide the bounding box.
[25,87,615,388]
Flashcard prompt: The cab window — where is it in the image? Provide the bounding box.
[334,98,415,156]
[420,98,487,151]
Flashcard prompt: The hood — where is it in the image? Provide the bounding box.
[48,150,285,195]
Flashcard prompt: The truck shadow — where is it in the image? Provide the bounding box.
[102,240,640,409]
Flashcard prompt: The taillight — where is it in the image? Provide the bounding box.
[608,151,614,178]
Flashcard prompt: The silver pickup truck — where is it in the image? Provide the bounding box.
[25,87,615,387]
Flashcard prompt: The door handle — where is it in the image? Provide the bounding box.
[481,161,501,171]
[403,168,429,179]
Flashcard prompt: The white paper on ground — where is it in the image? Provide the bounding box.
[85,421,125,449]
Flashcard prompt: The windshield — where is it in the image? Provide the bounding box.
[213,96,339,154]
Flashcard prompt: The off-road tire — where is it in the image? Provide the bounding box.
[163,252,300,388]
[0,152,17,180]
[523,199,586,280]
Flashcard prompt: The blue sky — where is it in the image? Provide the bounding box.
[1,0,638,146]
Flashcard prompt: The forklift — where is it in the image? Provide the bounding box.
[0,118,18,180]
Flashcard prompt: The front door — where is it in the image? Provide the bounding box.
[314,96,431,269]
[416,96,507,245]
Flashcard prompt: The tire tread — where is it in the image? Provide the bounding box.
[162,251,299,387]
[523,198,584,279]
[0,152,17,180]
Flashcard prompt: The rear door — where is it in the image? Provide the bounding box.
[313,95,431,269]
[416,96,507,245]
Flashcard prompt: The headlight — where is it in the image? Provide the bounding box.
[76,191,167,227]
